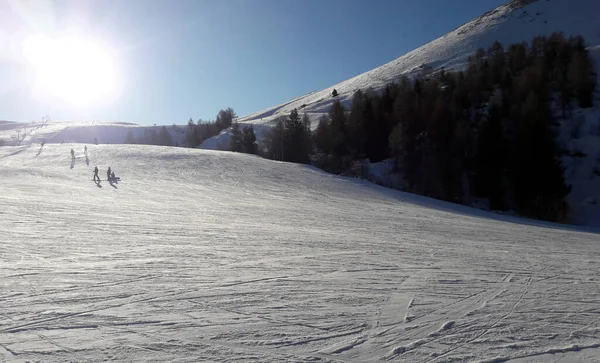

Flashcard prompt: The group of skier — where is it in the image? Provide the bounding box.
[93,166,118,183]
[70,145,118,184]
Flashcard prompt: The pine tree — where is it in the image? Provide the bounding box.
[568,50,596,108]
[283,109,310,163]
[488,41,506,85]
[314,115,332,155]
[266,118,285,160]
[507,42,528,76]
[185,118,200,147]
[216,108,237,131]
[242,125,257,154]
[229,122,243,152]
[512,91,570,221]
[302,112,311,136]
[475,105,507,210]
[328,100,347,158]
[302,112,313,155]
[388,123,404,170]
[348,90,366,157]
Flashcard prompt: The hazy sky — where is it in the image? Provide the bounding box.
[0,0,506,125]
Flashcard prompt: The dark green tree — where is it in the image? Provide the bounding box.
[185,118,200,147]
[388,123,404,170]
[302,112,313,154]
[348,90,366,157]
[229,122,243,152]
[242,125,257,154]
[314,115,332,155]
[266,118,285,160]
[568,50,596,108]
[328,100,348,158]
[216,108,237,130]
[283,109,310,163]
[512,91,571,221]
[475,105,507,210]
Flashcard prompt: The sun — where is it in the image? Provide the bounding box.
[23,33,119,108]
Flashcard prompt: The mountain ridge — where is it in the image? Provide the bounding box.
[237,0,599,124]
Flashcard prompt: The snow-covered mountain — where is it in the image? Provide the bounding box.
[2,143,600,362]
[236,0,600,124]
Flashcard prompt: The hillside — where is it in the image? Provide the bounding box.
[219,0,600,228]
[236,0,600,124]
[2,143,600,362]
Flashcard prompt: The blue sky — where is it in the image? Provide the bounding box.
[0,0,506,125]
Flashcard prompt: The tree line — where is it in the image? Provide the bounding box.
[185,108,238,148]
[263,33,596,222]
[185,107,260,155]
[125,107,260,153]
[125,126,174,146]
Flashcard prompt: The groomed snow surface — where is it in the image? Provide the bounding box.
[2,143,600,362]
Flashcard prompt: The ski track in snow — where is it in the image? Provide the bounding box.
[1,143,600,362]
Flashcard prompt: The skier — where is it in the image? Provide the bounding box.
[93,166,100,183]
[70,149,75,160]
[107,167,112,182]
[84,145,88,155]
[111,171,117,182]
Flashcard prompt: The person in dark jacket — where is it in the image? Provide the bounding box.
[93,166,100,183]
[106,167,112,182]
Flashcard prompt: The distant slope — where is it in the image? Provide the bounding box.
[0,121,187,147]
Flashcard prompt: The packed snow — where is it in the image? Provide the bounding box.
[1,143,600,362]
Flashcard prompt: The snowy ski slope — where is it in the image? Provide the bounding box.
[1,143,600,362]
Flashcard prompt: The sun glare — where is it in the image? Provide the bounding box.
[23,33,119,108]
